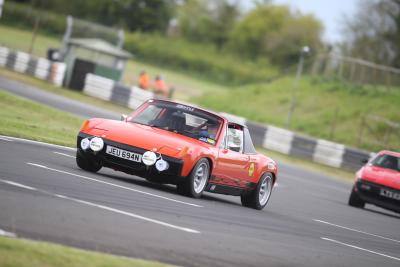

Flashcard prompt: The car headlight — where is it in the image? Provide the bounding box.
[155,159,169,172]
[80,138,90,150]
[89,137,104,152]
[142,151,157,166]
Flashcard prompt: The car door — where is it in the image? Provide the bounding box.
[213,124,250,188]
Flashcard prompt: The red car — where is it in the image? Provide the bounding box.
[76,99,278,210]
[348,150,400,213]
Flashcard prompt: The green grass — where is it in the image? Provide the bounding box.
[0,24,61,57]
[194,76,400,151]
[0,24,225,102]
[0,237,171,267]
[0,89,82,146]
[1,24,397,152]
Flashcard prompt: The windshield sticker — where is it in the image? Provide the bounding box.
[176,104,194,112]
[207,138,216,145]
[199,137,216,145]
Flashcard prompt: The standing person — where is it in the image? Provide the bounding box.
[154,75,169,97]
[138,70,150,90]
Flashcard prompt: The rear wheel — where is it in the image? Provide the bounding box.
[241,173,273,210]
[177,159,209,198]
[348,186,365,208]
[76,150,102,173]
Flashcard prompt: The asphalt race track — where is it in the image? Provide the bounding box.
[1,76,399,267]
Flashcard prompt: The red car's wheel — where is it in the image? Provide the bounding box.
[177,158,209,198]
[76,150,102,173]
[348,186,365,208]
[241,172,273,210]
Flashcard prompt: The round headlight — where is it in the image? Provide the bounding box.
[89,137,104,152]
[142,151,157,166]
[155,159,169,172]
[80,138,90,150]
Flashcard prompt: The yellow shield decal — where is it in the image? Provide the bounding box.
[248,163,255,176]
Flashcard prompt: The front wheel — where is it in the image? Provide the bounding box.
[241,173,273,210]
[76,150,102,173]
[177,159,209,198]
[348,186,365,208]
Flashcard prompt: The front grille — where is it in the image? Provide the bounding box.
[356,180,400,211]
[77,133,184,177]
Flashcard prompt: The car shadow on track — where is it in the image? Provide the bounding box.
[363,207,400,219]
[96,172,243,207]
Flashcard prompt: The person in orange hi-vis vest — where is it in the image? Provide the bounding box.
[138,70,150,90]
[154,75,169,97]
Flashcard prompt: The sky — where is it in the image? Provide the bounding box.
[241,0,358,43]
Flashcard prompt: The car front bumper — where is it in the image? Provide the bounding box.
[355,180,400,213]
[77,133,184,183]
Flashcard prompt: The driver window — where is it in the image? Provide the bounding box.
[227,127,243,153]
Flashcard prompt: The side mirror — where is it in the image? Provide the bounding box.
[120,114,128,121]
[361,159,368,164]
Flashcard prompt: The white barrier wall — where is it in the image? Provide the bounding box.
[313,139,345,168]
[0,46,66,86]
[128,86,155,109]
[263,126,294,155]
[84,73,114,101]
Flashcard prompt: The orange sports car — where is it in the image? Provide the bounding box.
[76,99,278,210]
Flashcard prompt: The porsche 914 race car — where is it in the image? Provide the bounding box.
[348,150,400,213]
[76,99,277,210]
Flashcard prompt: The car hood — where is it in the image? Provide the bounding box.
[361,165,400,190]
[84,119,211,157]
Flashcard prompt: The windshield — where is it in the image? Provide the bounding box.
[370,154,400,171]
[129,101,223,145]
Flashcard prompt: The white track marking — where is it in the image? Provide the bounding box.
[0,179,200,234]
[315,219,400,244]
[1,180,37,191]
[0,135,75,151]
[26,162,203,208]
[53,152,76,158]
[321,237,400,262]
[0,136,13,142]
[54,193,200,234]
[0,229,17,238]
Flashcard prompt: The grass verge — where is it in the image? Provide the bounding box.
[0,237,171,267]
[0,89,81,147]
[0,68,132,115]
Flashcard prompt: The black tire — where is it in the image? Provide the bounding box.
[76,150,102,173]
[348,186,365,208]
[177,159,209,198]
[241,173,273,210]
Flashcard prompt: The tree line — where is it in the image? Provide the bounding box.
[9,0,400,69]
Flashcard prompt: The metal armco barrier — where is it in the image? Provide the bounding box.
[0,46,66,86]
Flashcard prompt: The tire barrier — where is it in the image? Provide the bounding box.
[84,73,372,172]
[84,73,158,110]
[0,46,66,86]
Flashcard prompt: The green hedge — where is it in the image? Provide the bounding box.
[1,2,277,85]
[2,2,66,36]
